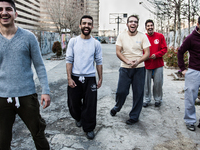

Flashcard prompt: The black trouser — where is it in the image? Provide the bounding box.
[114,67,146,121]
[0,93,49,150]
[67,76,97,132]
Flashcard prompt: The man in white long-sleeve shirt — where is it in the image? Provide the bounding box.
[66,15,103,140]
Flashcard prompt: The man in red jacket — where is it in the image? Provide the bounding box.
[178,16,200,131]
[143,19,167,107]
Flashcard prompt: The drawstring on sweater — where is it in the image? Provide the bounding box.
[7,97,20,108]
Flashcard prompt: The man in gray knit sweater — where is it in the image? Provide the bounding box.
[0,0,51,149]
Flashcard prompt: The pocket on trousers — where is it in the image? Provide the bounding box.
[184,87,188,91]
[31,93,38,100]
[30,93,39,108]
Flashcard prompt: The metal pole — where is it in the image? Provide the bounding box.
[117,16,119,36]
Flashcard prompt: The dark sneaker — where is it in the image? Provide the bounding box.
[186,124,195,131]
[197,123,200,128]
[110,108,117,116]
[86,131,95,139]
[143,103,149,107]
[75,120,82,127]
[155,102,161,107]
[126,119,138,125]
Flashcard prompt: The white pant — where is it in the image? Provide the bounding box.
[184,68,200,125]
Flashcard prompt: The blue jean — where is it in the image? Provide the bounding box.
[113,67,146,121]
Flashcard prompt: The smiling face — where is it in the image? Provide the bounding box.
[146,22,154,35]
[126,17,138,34]
[0,1,17,27]
[79,18,93,37]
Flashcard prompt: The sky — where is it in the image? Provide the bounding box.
[99,0,154,34]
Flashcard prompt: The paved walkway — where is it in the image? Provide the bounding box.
[11,44,200,150]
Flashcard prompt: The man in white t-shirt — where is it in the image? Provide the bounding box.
[110,14,150,125]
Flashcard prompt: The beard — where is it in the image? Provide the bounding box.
[147,29,154,35]
[128,26,138,34]
[81,27,91,36]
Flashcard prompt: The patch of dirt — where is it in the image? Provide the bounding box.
[153,131,198,150]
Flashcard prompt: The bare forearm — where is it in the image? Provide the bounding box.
[66,63,73,80]
[96,65,103,89]
[138,47,150,64]
[66,63,77,88]
[96,65,103,80]
[116,45,133,65]
[116,51,129,64]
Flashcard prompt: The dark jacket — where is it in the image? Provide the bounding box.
[178,26,200,71]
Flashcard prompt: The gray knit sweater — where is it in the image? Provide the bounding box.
[0,27,50,97]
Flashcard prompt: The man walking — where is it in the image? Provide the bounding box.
[178,16,200,131]
[0,0,51,149]
[66,15,102,139]
[143,19,167,107]
[110,14,150,125]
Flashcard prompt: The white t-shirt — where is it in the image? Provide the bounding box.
[116,31,151,68]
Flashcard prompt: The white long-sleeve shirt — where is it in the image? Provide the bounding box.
[66,36,102,77]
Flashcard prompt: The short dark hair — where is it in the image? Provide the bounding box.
[80,15,93,25]
[127,14,139,23]
[0,0,16,11]
[198,16,200,24]
[145,19,154,26]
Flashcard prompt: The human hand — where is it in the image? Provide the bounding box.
[131,60,139,68]
[150,54,156,59]
[41,94,51,109]
[126,60,134,67]
[182,70,187,76]
[97,79,102,89]
[68,79,77,88]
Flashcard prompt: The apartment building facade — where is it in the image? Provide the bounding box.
[84,0,99,36]
[15,0,40,30]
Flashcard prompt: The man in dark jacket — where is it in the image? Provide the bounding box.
[178,16,200,131]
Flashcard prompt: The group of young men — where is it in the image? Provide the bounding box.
[0,0,200,149]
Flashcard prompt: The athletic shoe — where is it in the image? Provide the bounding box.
[110,108,117,116]
[86,131,95,139]
[186,124,195,131]
[75,120,82,127]
[155,102,161,107]
[126,119,138,125]
[143,103,149,107]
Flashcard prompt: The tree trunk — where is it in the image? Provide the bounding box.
[188,0,191,35]
[177,0,181,47]
[173,9,177,47]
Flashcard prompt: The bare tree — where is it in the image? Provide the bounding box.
[63,0,83,36]
[42,0,84,39]
[141,0,198,47]
[44,0,67,39]
[140,0,175,45]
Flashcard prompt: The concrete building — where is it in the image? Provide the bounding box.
[84,0,99,36]
[15,0,40,30]
[15,0,99,36]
